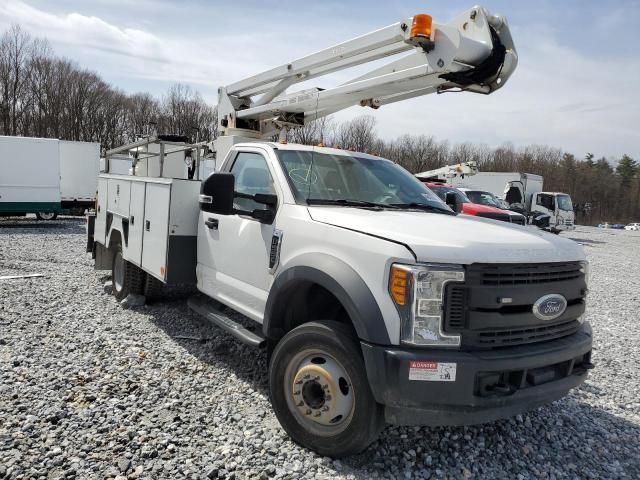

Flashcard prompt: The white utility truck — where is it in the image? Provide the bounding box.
[86,6,593,457]
[449,172,576,233]
[0,136,100,219]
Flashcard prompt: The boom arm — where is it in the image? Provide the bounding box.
[415,161,479,181]
[218,5,517,139]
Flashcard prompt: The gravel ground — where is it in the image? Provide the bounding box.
[1,218,639,480]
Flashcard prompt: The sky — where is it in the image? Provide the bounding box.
[0,0,638,160]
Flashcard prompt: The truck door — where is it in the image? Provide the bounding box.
[532,193,556,223]
[197,150,278,322]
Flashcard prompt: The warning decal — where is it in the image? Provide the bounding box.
[408,361,457,382]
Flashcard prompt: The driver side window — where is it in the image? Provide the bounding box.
[537,193,554,210]
[231,152,276,212]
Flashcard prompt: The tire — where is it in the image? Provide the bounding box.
[111,244,145,301]
[269,321,384,458]
[36,212,58,220]
[143,273,164,302]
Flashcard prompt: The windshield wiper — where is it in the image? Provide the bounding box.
[390,202,455,215]
[306,198,400,210]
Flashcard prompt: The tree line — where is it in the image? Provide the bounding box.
[0,25,217,150]
[1,25,638,224]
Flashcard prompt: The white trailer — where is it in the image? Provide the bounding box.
[449,172,575,232]
[0,136,100,219]
[59,140,101,214]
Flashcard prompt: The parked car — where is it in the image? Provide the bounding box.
[625,223,640,231]
[424,183,526,225]
[612,224,626,229]
[458,188,510,209]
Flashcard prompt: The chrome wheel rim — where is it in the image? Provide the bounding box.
[38,212,55,220]
[284,349,355,436]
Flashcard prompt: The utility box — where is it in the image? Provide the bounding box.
[96,175,200,284]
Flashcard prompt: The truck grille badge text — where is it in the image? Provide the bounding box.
[532,294,567,321]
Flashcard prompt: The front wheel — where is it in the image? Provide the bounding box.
[269,321,384,458]
[36,212,57,220]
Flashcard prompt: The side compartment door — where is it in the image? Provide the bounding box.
[107,178,131,218]
[142,183,171,281]
[126,181,146,266]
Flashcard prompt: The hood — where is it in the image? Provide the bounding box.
[462,202,505,214]
[307,207,584,264]
[504,209,526,218]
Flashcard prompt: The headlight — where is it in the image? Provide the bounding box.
[389,263,464,347]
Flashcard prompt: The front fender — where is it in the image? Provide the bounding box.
[263,252,391,345]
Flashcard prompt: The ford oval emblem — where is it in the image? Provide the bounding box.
[532,294,567,321]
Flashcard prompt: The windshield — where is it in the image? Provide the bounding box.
[427,185,469,204]
[465,190,504,208]
[557,194,573,211]
[277,150,451,212]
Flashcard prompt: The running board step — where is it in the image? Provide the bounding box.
[188,295,266,348]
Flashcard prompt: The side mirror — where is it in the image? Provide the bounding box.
[254,193,278,207]
[200,172,234,215]
[445,191,463,214]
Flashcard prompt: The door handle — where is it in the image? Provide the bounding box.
[205,218,219,230]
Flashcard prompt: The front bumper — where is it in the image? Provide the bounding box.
[361,322,592,426]
[553,222,575,232]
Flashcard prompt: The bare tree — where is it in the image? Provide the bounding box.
[0,25,36,135]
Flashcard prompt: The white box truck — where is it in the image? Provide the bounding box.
[86,6,593,458]
[0,136,100,219]
[449,172,576,233]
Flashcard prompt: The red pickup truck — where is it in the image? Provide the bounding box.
[424,182,526,225]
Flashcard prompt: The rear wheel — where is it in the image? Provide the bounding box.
[111,244,145,301]
[36,212,57,220]
[143,273,164,302]
[269,321,384,458]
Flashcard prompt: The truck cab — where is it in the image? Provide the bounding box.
[197,142,592,454]
[530,192,575,233]
[504,179,575,233]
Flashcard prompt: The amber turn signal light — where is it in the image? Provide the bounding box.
[390,265,409,306]
[410,14,433,39]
